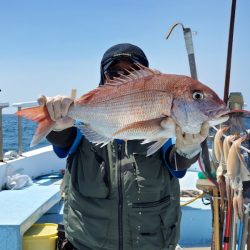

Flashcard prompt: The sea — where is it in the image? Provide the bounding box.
[2,114,49,154]
[2,113,250,159]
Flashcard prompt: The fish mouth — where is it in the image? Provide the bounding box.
[208,115,229,127]
[206,106,230,118]
[206,106,230,126]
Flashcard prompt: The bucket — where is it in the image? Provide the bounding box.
[23,223,58,250]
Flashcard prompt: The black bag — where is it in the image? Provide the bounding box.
[57,224,76,250]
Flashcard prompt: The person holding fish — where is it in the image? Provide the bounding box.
[17,43,229,250]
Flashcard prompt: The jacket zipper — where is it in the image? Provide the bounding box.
[132,195,170,208]
[117,143,123,250]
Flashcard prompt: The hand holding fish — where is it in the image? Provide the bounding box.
[175,122,209,159]
[37,95,74,131]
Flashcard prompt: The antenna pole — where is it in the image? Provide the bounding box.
[224,0,237,103]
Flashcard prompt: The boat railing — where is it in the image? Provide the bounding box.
[12,101,38,157]
[0,103,9,161]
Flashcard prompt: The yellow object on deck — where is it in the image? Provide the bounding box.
[23,223,58,250]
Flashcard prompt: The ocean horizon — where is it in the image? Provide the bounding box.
[2,114,250,161]
[2,114,49,154]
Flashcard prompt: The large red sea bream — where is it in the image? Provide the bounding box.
[16,65,230,156]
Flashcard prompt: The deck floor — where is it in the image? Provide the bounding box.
[184,248,210,250]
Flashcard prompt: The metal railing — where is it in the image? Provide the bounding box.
[0,103,9,161]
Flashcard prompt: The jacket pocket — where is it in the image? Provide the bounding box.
[129,196,170,249]
[66,205,110,249]
[160,205,181,249]
[69,142,110,199]
[133,152,169,191]
[132,196,170,208]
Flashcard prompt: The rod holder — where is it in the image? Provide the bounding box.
[166,22,198,80]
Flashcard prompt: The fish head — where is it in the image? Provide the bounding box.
[171,76,230,134]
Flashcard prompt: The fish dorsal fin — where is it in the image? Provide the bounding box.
[76,88,105,104]
[105,64,160,86]
[76,64,161,105]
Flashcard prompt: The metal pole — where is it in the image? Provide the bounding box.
[247,218,250,250]
[223,0,237,103]
[183,28,198,80]
[166,23,198,80]
[17,107,22,155]
[0,108,3,161]
[0,103,9,161]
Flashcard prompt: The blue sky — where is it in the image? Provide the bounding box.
[0,0,249,113]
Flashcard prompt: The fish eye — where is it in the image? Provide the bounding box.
[192,91,204,100]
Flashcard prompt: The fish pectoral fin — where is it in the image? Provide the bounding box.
[78,124,111,147]
[145,138,169,157]
[112,117,175,137]
[160,117,176,129]
[112,118,164,137]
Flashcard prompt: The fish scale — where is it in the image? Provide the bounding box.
[72,91,170,127]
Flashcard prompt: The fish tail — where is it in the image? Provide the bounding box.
[15,106,56,146]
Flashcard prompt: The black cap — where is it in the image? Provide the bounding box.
[99,43,149,85]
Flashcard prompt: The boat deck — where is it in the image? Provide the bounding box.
[185,248,210,250]
[0,148,214,249]
[0,177,62,250]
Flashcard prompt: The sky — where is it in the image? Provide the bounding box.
[0,0,249,114]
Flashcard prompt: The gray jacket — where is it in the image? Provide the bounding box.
[62,138,181,250]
